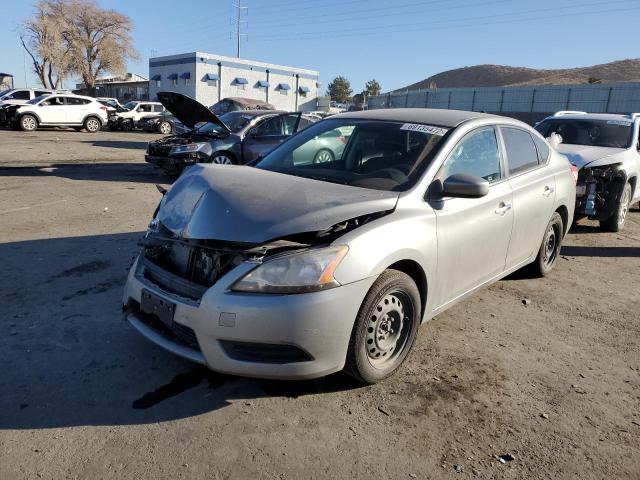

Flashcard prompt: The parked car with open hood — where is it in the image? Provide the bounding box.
[535,111,640,231]
[124,108,576,384]
[145,91,314,177]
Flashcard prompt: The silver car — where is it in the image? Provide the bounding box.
[123,109,576,384]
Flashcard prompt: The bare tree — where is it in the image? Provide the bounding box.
[56,0,139,93]
[19,1,72,88]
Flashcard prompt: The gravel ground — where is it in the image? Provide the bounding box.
[0,128,639,479]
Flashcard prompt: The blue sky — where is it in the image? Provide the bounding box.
[1,0,639,94]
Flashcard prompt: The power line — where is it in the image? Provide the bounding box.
[248,1,639,41]
[231,0,248,58]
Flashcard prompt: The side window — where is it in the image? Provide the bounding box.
[35,90,50,97]
[502,127,540,175]
[138,104,153,112]
[440,127,501,183]
[43,96,64,106]
[532,134,550,164]
[282,114,300,135]
[252,116,282,136]
[64,97,85,105]
[153,105,164,113]
[9,90,30,100]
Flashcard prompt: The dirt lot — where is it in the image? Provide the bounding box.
[0,128,639,479]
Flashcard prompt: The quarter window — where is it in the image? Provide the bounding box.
[502,127,539,175]
[440,127,501,183]
[532,134,550,164]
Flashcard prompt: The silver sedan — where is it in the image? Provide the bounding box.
[123,109,576,384]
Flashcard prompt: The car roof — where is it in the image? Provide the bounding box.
[543,112,638,122]
[224,109,286,117]
[332,108,500,127]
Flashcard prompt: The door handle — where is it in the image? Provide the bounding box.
[542,186,555,197]
[494,203,512,215]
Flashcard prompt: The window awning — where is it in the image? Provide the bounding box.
[298,86,310,93]
[257,80,270,88]
[151,74,161,81]
[277,83,291,91]
[233,77,248,85]
[204,73,219,81]
[180,72,191,79]
[167,73,178,80]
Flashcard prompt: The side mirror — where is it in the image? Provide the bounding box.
[440,173,490,198]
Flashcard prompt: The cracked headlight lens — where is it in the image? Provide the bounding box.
[231,246,348,294]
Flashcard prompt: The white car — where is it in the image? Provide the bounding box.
[0,87,68,107]
[110,101,165,130]
[12,94,109,133]
[535,111,640,231]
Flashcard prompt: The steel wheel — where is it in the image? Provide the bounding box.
[313,149,334,164]
[211,154,233,165]
[366,291,413,368]
[84,117,100,133]
[20,115,37,131]
[542,221,561,269]
[159,121,172,134]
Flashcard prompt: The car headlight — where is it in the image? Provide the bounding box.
[170,143,207,155]
[231,245,348,294]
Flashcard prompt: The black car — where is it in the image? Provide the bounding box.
[145,92,315,177]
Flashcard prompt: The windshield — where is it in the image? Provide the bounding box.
[195,111,259,135]
[535,119,633,148]
[123,101,138,111]
[255,119,449,191]
[0,89,11,98]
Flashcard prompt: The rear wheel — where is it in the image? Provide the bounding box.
[600,182,631,232]
[158,121,172,134]
[83,116,101,133]
[19,115,38,132]
[313,148,334,164]
[530,212,563,277]
[345,269,421,384]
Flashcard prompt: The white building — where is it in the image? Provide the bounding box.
[148,52,320,112]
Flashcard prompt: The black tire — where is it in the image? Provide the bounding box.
[158,121,172,135]
[209,152,235,165]
[19,114,38,132]
[600,182,632,232]
[345,269,421,384]
[313,148,334,164]
[120,119,134,131]
[530,212,564,277]
[83,116,101,133]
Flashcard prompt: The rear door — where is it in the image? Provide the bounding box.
[501,126,557,268]
[63,96,89,123]
[241,113,302,163]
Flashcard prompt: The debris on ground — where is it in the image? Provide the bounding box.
[522,298,531,306]
[378,406,391,416]
[495,454,515,463]
[541,413,549,419]
[453,464,463,473]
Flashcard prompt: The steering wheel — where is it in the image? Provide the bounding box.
[370,167,408,184]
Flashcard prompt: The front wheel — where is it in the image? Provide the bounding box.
[345,269,421,384]
[600,182,631,232]
[530,212,564,277]
[313,148,334,164]
[209,152,235,165]
[158,121,172,135]
[19,115,38,132]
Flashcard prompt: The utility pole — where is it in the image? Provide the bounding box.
[232,1,248,58]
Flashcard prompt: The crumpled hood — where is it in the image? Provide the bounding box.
[156,164,399,243]
[555,144,626,169]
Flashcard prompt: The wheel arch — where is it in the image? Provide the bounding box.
[386,259,428,321]
[17,111,41,124]
[210,149,238,164]
[82,114,103,126]
[628,175,637,199]
[555,204,569,237]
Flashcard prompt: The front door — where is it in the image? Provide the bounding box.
[39,96,66,123]
[242,113,302,163]
[430,126,514,309]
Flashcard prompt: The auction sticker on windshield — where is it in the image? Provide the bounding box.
[400,123,449,136]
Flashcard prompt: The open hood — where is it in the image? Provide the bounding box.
[556,144,626,169]
[156,91,230,132]
[156,164,399,244]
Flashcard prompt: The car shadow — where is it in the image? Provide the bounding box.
[84,140,152,149]
[0,163,169,184]
[0,232,361,430]
[560,245,640,257]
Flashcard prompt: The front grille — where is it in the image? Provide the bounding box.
[219,340,313,364]
[148,144,172,157]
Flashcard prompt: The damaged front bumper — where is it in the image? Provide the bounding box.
[122,234,374,379]
[575,164,627,220]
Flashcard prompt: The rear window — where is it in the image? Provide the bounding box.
[501,127,539,175]
[535,118,632,148]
